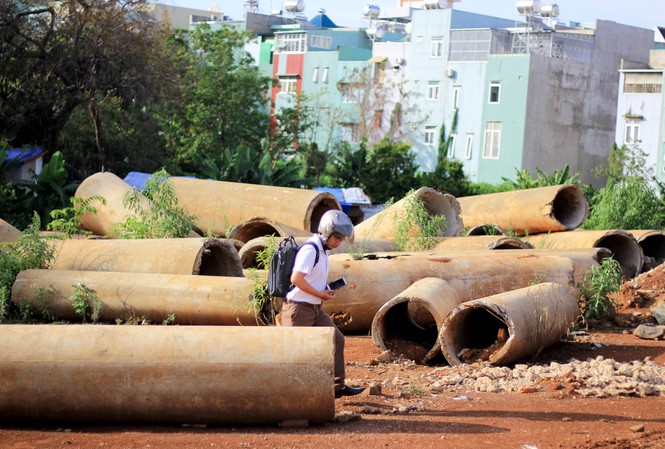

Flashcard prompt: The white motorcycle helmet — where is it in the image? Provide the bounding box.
[318,210,355,244]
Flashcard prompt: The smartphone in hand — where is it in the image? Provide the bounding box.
[328,277,347,290]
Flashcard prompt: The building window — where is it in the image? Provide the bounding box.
[464,134,473,159]
[312,67,319,83]
[624,120,641,144]
[489,81,501,103]
[339,83,361,103]
[447,134,457,159]
[430,36,443,58]
[427,81,440,101]
[483,122,501,159]
[424,125,437,146]
[623,72,662,93]
[373,110,383,131]
[279,77,298,94]
[310,34,332,49]
[321,67,329,83]
[340,123,360,143]
[275,32,306,53]
[452,86,460,110]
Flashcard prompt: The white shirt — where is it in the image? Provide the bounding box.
[285,235,329,305]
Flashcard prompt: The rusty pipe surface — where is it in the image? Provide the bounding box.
[0,325,335,424]
[170,177,340,236]
[51,237,244,276]
[354,187,463,240]
[322,250,599,333]
[440,282,579,366]
[457,184,589,236]
[12,270,261,325]
[371,278,465,364]
[431,236,533,251]
[74,172,148,238]
[523,229,644,278]
[228,217,311,243]
[0,218,21,246]
[627,230,665,272]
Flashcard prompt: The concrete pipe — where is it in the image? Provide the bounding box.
[0,218,21,246]
[238,235,399,269]
[466,224,506,236]
[74,172,148,238]
[51,237,244,277]
[523,229,644,278]
[0,325,335,424]
[439,282,579,366]
[228,217,311,243]
[12,270,263,325]
[457,184,589,236]
[431,236,533,251]
[169,177,340,237]
[323,249,600,334]
[627,230,665,272]
[371,278,465,364]
[354,187,464,240]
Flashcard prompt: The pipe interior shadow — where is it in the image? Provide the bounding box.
[199,243,244,277]
[552,187,588,229]
[380,302,444,364]
[448,308,509,354]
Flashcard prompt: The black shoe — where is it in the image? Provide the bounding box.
[335,385,365,398]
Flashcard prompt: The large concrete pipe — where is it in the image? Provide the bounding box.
[74,172,148,238]
[0,218,21,246]
[457,184,589,236]
[51,237,244,276]
[169,177,340,237]
[238,235,399,269]
[228,217,312,243]
[431,236,533,251]
[627,230,665,272]
[12,270,262,325]
[371,278,465,364]
[0,325,335,424]
[322,249,601,334]
[353,187,464,240]
[523,229,643,278]
[439,282,579,366]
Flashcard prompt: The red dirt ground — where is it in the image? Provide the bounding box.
[2,266,665,449]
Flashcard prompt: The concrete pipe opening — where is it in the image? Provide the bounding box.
[631,231,665,271]
[466,224,506,236]
[417,188,463,237]
[442,307,509,364]
[552,185,589,230]
[373,300,445,364]
[309,196,342,233]
[594,233,643,278]
[229,219,280,244]
[489,238,533,250]
[198,239,245,276]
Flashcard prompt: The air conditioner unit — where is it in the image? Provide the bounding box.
[444,68,455,78]
[395,57,405,65]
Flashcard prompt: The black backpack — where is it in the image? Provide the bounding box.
[267,236,320,297]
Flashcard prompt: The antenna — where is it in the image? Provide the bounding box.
[244,0,259,19]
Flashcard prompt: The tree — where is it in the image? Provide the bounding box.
[0,0,172,175]
[173,25,272,176]
[364,137,419,203]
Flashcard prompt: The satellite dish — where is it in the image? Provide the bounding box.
[405,22,413,35]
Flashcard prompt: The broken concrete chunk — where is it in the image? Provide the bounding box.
[633,324,665,340]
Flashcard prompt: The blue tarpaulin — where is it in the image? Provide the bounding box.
[2,147,46,166]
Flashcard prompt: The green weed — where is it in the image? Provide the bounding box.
[393,190,446,251]
[68,283,102,323]
[579,258,622,323]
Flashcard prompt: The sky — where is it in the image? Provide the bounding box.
[159,0,662,30]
